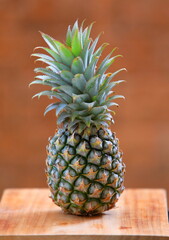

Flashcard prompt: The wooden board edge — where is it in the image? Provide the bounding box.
[0,234,169,240]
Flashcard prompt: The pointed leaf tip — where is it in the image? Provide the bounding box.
[66,25,72,47]
[71,29,82,56]
[80,19,86,30]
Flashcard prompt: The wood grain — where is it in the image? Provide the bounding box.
[0,189,168,240]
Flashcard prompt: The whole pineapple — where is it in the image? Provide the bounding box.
[31,20,126,216]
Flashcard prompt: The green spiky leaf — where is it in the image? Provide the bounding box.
[60,70,74,82]
[72,93,90,103]
[44,102,59,115]
[71,30,82,56]
[91,106,106,115]
[85,74,100,96]
[88,34,101,63]
[72,74,86,92]
[40,32,58,52]
[97,55,122,76]
[84,56,98,79]
[54,85,80,96]
[71,57,84,74]
[66,25,72,47]
[34,68,61,80]
[32,53,54,61]
[30,80,58,88]
[35,47,62,62]
[54,41,74,66]
[57,111,70,124]
[80,39,92,69]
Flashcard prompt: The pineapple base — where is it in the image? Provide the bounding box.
[46,127,125,216]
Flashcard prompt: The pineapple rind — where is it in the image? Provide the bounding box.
[46,127,125,216]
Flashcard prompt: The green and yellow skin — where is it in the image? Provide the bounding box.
[31,20,126,216]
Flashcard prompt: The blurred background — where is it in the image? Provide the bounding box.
[0,0,169,203]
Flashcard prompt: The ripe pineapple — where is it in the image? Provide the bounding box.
[31,20,126,216]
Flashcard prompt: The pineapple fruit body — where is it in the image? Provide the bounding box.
[46,127,125,216]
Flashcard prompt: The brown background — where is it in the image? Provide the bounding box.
[0,0,169,203]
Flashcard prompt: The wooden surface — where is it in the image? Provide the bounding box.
[0,189,168,240]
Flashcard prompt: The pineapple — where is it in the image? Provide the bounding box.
[31,20,126,216]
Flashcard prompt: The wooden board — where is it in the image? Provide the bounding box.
[0,188,168,240]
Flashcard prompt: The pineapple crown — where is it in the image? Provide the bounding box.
[30,20,126,133]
